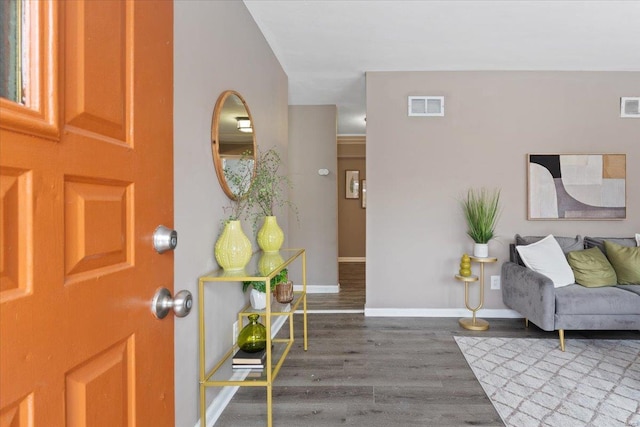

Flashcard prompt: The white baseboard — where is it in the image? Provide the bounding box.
[195,312,289,427]
[338,257,366,262]
[296,309,364,314]
[293,284,339,294]
[364,307,522,318]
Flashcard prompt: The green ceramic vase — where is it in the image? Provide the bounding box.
[237,314,267,353]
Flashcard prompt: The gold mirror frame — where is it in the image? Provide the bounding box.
[211,90,257,200]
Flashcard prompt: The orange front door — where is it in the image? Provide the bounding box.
[0,1,174,425]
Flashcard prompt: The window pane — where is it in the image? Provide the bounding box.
[0,0,25,104]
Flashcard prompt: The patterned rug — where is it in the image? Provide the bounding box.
[454,337,640,427]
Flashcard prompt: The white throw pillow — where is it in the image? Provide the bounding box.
[636,233,640,246]
[516,234,575,288]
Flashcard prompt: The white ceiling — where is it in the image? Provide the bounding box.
[243,0,640,134]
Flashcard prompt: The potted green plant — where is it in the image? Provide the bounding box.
[214,152,254,271]
[243,268,289,309]
[461,188,501,258]
[272,269,293,304]
[221,150,255,221]
[247,147,297,253]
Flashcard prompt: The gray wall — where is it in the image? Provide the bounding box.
[288,106,339,288]
[174,2,287,426]
[366,71,640,312]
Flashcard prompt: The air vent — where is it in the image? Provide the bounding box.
[620,97,640,118]
[408,96,444,117]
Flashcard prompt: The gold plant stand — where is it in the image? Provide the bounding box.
[454,256,497,331]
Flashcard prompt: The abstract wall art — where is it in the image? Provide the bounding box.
[527,154,626,220]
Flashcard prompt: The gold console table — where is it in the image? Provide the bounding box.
[454,256,497,331]
[198,249,307,427]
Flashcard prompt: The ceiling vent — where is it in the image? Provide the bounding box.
[620,97,640,118]
[408,96,444,117]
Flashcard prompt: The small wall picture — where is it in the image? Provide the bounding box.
[361,179,367,208]
[527,154,626,220]
[345,170,360,199]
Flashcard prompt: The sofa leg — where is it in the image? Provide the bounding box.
[559,329,565,352]
[525,318,529,328]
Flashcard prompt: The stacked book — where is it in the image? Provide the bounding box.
[232,347,266,370]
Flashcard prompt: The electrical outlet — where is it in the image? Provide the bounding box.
[491,275,501,290]
[232,321,239,345]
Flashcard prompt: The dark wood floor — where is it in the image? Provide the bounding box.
[216,264,640,426]
[305,262,365,311]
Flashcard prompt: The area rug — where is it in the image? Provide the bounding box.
[454,337,640,427]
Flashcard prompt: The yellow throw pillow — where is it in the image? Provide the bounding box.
[604,241,640,285]
[567,248,617,287]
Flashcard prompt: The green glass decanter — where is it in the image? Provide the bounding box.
[237,314,267,352]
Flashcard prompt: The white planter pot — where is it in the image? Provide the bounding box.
[250,288,267,310]
[473,243,489,258]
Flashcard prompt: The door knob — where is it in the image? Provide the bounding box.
[153,225,178,253]
[152,288,192,319]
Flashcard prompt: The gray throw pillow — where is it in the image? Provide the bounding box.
[515,234,583,254]
[584,237,637,255]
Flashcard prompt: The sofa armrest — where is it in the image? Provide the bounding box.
[501,261,556,331]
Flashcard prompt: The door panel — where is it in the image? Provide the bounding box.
[0,166,32,296]
[64,0,128,141]
[0,1,174,425]
[65,338,133,427]
[63,178,131,278]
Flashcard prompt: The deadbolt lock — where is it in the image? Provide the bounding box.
[153,225,177,254]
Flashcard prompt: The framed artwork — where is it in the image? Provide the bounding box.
[361,180,367,208]
[527,154,626,220]
[345,170,360,199]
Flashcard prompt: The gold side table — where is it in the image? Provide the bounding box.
[198,249,308,427]
[454,256,497,331]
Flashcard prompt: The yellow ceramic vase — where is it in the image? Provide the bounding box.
[257,216,284,253]
[214,220,252,271]
[459,253,472,277]
[258,252,285,276]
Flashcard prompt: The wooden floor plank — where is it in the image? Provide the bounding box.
[306,262,365,311]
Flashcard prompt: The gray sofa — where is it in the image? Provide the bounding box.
[501,235,640,351]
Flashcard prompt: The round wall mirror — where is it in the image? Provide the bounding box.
[211,90,257,199]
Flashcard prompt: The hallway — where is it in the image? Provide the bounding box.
[305,263,365,312]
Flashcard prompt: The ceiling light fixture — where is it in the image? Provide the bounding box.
[236,117,252,133]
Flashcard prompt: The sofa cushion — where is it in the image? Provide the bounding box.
[615,285,640,297]
[516,235,575,288]
[604,241,640,285]
[555,284,640,315]
[567,247,617,287]
[516,234,583,254]
[584,236,636,254]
